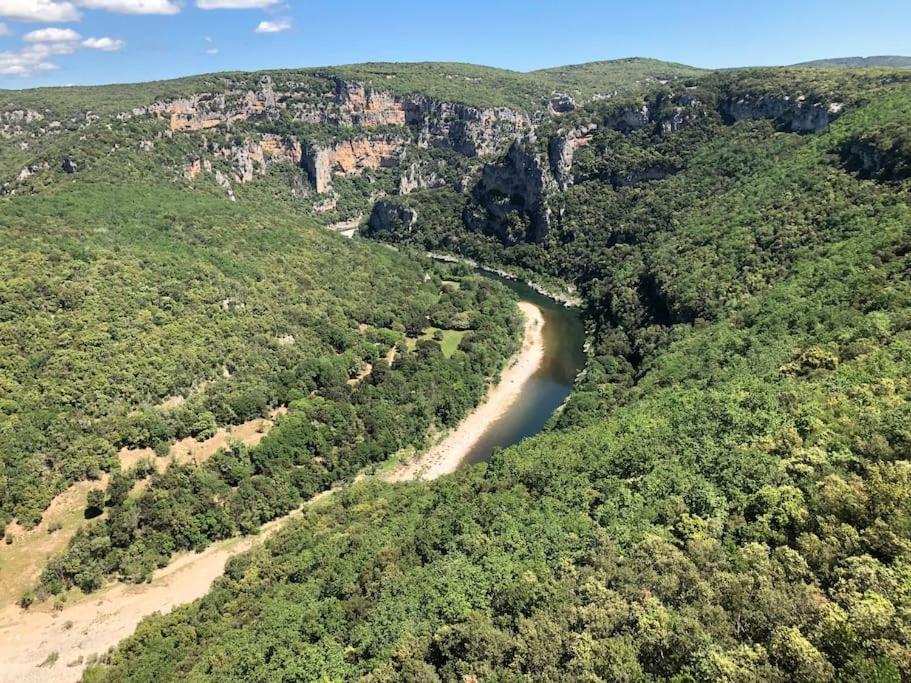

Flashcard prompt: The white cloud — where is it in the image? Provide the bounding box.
[0,39,76,75]
[0,53,57,74]
[0,21,11,34]
[24,39,76,55]
[82,35,123,50]
[254,17,289,33]
[197,0,277,8]
[0,0,81,22]
[0,24,124,77]
[23,26,81,41]
[206,47,218,55]
[77,0,179,14]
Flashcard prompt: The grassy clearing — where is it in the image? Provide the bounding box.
[405,327,467,357]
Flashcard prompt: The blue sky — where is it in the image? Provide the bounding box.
[0,0,909,88]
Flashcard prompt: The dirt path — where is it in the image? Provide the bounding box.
[0,506,308,683]
[0,303,544,683]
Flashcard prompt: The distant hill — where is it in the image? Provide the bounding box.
[792,55,911,68]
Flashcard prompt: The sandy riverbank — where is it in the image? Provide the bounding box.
[0,302,545,683]
[386,300,545,482]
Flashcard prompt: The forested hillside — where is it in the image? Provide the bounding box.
[0,58,909,681]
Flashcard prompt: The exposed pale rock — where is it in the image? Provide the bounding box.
[334,78,407,126]
[260,134,302,164]
[720,94,845,132]
[303,136,405,193]
[214,170,235,201]
[467,134,556,243]
[185,157,203,180]
[366,201,418,235]
[398,162,445,194]
[549,93,576,114]
[548,124,596,190]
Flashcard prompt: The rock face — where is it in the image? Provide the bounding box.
[841,137,911,181]
[214,170,235,201]
[331,76,529,156]
[398,162,446,194]
[604,104,652,131]
[166,76,278,132]
[222,135,301,183]
[720,95,844,133]
[303,136,405,193]
[466,135,556,243]
[183,134,302,187]
[415,100,528,156]
[366,201,418,236]
[548,124,597,190]
[185,157,203,180]
[333,78,407,127]
[600,94,705,134]
[260,134,303,165]
[145,75,527,162]
[549,93,576,114]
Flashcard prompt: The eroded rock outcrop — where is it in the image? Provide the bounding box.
[549,93,576,114]
[333,78,407,127]
[366,201,418,236]
[147,75,527,164]
[184,134,302,185]
[604,104,652,131]
[548,124,597,190]
[330,77,530,156]
[465,134,556,243]
[399,162,446,194]
[720,94,845,133]
[303,136,405,193]
[841,136,911,181]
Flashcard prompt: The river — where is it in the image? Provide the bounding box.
[459,273,586,466]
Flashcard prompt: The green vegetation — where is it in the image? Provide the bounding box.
[407,328,468,357]
[36,270,519,595]
[0,57,909,681]
[88,66,911,681]
[0,175,518,592]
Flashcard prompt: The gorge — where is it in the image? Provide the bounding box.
[0,55,908,682]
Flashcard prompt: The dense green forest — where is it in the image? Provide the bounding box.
[0,57,909,681]
[0,173,524,613]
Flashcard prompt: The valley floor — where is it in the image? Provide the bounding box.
[0,301,544,683]
[387,301,545,482]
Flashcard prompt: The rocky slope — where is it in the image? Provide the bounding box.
[1,61,901,242]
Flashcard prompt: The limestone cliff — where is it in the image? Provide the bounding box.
[399,162,446,194]
[548,124,596,190]
[303,136,405,193]
[720,94,844,133]
[366,201,418,236]
[465,134,556,243]
[330,76,530,156]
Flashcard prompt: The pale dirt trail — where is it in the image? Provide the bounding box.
[0,303,544,683]
[0,508,306,683]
